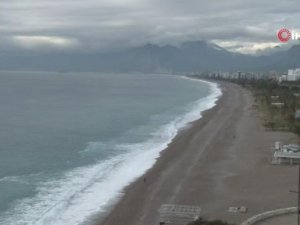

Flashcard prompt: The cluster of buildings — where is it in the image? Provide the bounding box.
[278,69,300,82]
[190,69,300,83]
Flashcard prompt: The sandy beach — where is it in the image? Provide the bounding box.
[98,81,299,225]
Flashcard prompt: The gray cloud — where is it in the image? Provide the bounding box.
[0,0,299,53]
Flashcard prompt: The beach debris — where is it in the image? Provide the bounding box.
[158,204,201,225]
[228,207,239,213]
[239,206,248,213]
[228,206,248,213]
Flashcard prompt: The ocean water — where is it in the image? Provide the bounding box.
[0,72,221,225]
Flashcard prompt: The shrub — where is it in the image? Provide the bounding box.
[187,217,232,225]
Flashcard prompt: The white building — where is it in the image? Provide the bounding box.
[278,69,300,82]
[278,75,287,82]
[287,69,300,81]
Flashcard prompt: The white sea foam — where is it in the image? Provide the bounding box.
[0,173,43,185]
[0,78,222,225]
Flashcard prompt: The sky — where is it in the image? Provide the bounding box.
[0,0,299,54]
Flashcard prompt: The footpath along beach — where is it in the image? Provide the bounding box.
[97,81,299,225]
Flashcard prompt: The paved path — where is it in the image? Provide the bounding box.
[257,213,297,225]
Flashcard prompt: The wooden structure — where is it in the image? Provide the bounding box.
[272,142,300,165]
[158,204,201,225]
[273,151,300,165]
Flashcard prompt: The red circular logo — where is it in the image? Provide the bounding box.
[277,28,291,42]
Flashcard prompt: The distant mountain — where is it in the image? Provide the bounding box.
[0,41,299,72]
[253,45,300,71]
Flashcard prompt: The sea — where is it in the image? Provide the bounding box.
[0,72,221,225]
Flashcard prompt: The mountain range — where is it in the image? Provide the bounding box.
[0,41,299,72]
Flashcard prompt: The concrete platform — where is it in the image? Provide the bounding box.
[256,213,297,225]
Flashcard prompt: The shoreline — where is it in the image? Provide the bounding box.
[97,81,298,225]
[89,78,223,224]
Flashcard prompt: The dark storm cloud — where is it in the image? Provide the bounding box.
[0,0,299,53]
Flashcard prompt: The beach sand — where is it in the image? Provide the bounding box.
[97,81,299,225]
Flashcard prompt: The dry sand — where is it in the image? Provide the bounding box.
[97,81,299,225]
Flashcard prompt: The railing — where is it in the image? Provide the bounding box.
[274,151,300,159]
[240,207,297,225]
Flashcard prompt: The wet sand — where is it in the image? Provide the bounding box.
[98,81,299,225]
